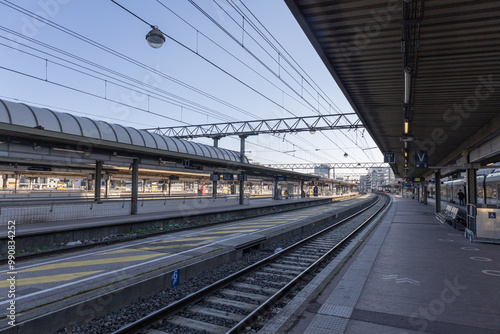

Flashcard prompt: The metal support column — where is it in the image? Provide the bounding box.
[95,161,102,201]
[300,180,305,198]
[239,135,247,205]
[466,167,477,207]
[435,170,441,212]
[104,174,111,199]
[423,184,428,205]
[131,159,139,215]
[213,180,217,199]
[213,137,220,148]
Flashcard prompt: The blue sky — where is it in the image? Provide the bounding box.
[0,0,382,166]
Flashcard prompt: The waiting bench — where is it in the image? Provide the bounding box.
[436,205,462,229]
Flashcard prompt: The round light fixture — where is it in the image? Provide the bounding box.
[309,128,316,134]
[146,27,165,48]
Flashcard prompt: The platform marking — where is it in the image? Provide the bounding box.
[470,257,492,262]
[137,242,207,251]
[203,229,257,234]
[152,236,215,243]
[0,236,167,274]
[96,249,144,255]
[17,254,165,272]
[0,204,345,305]
[438,238,454,242]
[482,270,500,277]
[0,232,248,306]
[461,247,480,251]
[380,275,399,279]
[0,271,103,288]
[380,274,420,285]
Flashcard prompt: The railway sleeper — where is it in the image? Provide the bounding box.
[220,289,269,302]
[255,271,296,280]
[264,265,304,275]
[205,296,257,312]
[167,315,230,334]
[243,277,285,288]
[269,262,308,271]
[190,305,246,322]
[286,253,318,260]
[232,282,279,294]
[278,259,313,267]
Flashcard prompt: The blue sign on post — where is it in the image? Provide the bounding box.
[171,269,180,287]
[488,212,496,219]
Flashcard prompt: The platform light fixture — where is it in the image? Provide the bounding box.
[309,128,316,134]
[344,152,348,158]
[404,67,411,104]
[404,119,409,134]
[146,26,165,48]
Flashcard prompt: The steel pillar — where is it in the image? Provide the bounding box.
[94,160,102,201]
[466,168,477,207]
[131,159,139,215]
[435,170,441,212]
[423,184,428,205]
[239,135,247,205]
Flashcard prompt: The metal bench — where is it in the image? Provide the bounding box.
[436,205,460,228]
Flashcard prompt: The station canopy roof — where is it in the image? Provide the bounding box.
[0,98,246,163]
[285,0,500,179]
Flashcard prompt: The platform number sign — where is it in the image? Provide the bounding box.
[171,269,180,287]
[488,212,496,219]
[414,151,428,168]
[384,152,395,164]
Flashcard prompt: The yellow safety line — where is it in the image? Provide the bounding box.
[0,271,103,288]
[17,254,164,273]
[137,242,207,251]
[151,236,215,244]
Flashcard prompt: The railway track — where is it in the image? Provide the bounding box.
[111,194,389,334]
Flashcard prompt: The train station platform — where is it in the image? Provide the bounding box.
[1,194,358,255]
[289,195,500,334]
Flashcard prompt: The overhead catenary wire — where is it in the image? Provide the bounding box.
[0,31,238,123]
[0,0,376,164]
[0,0,260,122]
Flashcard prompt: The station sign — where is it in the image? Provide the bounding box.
[210,174,220,181]
[414,151,428,168]
[222,173,234,180]
[171,269,180,287]
[237,174,247,181]
[28,166,52,171]
[277,176,287,181]
[383,152,396,164]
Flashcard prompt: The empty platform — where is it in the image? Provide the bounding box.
[293,195,500,334]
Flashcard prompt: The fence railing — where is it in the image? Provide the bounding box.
[0,194,251,225]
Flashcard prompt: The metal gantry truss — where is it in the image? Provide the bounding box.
[144,114,363,139]
[263,163,389,169]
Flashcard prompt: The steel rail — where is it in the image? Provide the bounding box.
[111,194,385,334]
[228,194,389,333]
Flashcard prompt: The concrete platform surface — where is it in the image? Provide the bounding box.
[293,195,500,334]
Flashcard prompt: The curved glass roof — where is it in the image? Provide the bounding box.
[0,99,247,163]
